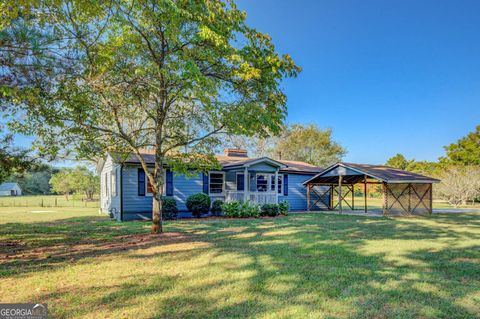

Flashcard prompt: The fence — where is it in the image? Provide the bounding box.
[0,195,100,208]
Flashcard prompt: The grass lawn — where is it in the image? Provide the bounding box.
[0,207,479,318]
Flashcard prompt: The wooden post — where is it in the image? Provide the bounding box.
[429,184,433,215]
[364,176,367,214]
[382,182,388,216]
[338,175,343,213]
[408,183,412,213]
[307,184,311,211]
[352,184,355,210]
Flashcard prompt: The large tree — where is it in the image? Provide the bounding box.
[3,0,300,233]
[273,124,345,167]
[443,125,480,166]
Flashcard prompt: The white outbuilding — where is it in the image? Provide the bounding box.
[0,182,22,196]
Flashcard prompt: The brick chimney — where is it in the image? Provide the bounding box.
[224,148,248,157]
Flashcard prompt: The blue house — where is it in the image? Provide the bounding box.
[98,148,325,221]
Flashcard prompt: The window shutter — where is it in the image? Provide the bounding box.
[283,174,288,196]
[166,170,173,196]
[138,169,145,196]
[237,174,244,191]
[202,173,209,194]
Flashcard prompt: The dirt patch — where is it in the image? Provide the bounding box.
[0,232,190,262]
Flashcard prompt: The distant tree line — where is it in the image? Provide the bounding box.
[7,164,99,200]
[224,123,346,168]
[385,125,480,207]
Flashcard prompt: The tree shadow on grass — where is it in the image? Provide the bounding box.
[2,213,479,318]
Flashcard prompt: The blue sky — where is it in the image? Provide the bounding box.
[239,0,480,163]
[11,0,480,165]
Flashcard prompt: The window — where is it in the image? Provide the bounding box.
[270,174,283,194]
[147,178,154,195]
[256,174,269,192]
[111,170,117,197]
[209,172,225,194]
[256,173,282,193]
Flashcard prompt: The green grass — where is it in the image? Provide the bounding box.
[0,208,479,318]
[0,194,99,208]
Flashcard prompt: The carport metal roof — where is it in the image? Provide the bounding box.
[303,162,440,185]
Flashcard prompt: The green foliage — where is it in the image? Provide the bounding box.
[273,124,345,167]
[385,154,439,176]
[385,154,412,170]
[0,131,31,183]
[221,201,242,218]
[186,193,211,218]
[49,166,99,200]
[3,0,300,232]
[162,197,178,220]
[261,203,280,217]
[8,163,58,195]
[211,199,223,216]
[443,125,480,166]
[221,201,260,218]
[278,201,289,215]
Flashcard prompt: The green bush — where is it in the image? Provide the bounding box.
[186,193,211,218]
[162,197,178,220]
[278,201,289,215]
[211,199,223,216]
[261,203,280,217]
[222,201,241,218]
[222,201,260,218]
[239,201,260,218]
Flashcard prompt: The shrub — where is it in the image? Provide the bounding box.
[278,201,289,215]
[162,197,178,220]
[222,201,260,218]
[239,201,260,218]
[211,199,223,216]
[261,203,280,217]
[222,201,241,218]
[186,193,211,218]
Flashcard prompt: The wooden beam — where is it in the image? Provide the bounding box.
[352,184,355,210]
[364,175,367,214]
[338,175,343,213]
[307,184,310,211]
[429,184,433,215]
[382,182,388,216]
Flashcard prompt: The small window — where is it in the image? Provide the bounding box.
[111,170,117,197]
[270,174,283,194]
[147,178,154,195]
[209,172,224,194]
[256,174,268,192]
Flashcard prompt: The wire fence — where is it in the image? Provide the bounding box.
[0,195,100,208]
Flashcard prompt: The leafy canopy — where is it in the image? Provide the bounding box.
[443,125,480,166]
[273,124,345,167]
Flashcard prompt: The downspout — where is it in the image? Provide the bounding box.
[120,163,124,222]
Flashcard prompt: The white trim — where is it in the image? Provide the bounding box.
[208,171,225,196]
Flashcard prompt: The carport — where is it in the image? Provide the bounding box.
[302,163,440,216]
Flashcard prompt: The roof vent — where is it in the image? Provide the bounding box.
[224,148,248,157]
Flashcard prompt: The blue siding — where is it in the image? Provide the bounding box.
[279,173,314,211]
[122,165,153,217]
[172,173,203,211]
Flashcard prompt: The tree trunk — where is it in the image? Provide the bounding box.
[151,194,163,233]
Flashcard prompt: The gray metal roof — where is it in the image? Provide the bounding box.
[303,162,440,185]
[122,152,323,174]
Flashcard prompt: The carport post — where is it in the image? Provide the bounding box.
[338,175,343,213]
[307,184,310,211]
[364,175,367,214]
